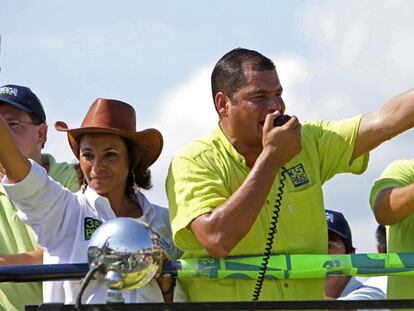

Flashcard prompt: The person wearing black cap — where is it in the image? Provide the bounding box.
[0,84,79,311]
[324,209,387,301]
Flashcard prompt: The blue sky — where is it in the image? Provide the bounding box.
[1,0,414,252]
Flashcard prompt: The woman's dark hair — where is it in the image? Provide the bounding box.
[74,135,152,196]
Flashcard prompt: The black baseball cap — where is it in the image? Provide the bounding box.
[325,209,354,250]
[0,84,46,122]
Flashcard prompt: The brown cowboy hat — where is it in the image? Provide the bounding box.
[55,98,163,167]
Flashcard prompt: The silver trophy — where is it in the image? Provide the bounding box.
[87,218,161,302]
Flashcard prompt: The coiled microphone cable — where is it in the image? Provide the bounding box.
[252,166,287,301]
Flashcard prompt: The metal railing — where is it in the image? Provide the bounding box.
[2,253,414,310]
[24,300,414,310]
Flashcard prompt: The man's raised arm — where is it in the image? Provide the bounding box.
[352,89,414,161]
[0,114,31,183]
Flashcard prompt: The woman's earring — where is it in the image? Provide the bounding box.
[132,171,137,188]
[81,180,87,192]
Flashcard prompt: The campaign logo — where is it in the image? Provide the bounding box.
[0,86,18,97]
[326,211,333,223]
[84,217,102,240]
[286,163,309,187]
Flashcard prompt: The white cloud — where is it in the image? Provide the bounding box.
[141,65,216,205]
[350,216,379,253]
[273,54,310,117]
[153,64,217,151]
[302,1,414,90]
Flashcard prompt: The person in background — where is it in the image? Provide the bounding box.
[0,84,79,311]
[374,224,388,299]
[370,159,414,300]
[0,98,182,304]
[376,224,387,253]
[324,209,386,301]
[166,47,414,301]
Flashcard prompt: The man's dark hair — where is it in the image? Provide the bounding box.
[376,224,387,253]
[211,48,275,111]
[74,136,152,196]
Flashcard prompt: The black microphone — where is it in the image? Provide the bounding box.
[273,114,291,127]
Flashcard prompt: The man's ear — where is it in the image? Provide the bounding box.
[38,123,48,149]
[214,92,230,118]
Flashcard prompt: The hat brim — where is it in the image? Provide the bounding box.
[328,227,349,240]
[55,121,163,168]
[0,99,33,114]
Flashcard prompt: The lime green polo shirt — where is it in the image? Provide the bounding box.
[166,116,369,302]
[0,154,78,311]
[370,159,414,299]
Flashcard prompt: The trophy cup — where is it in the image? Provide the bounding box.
[87,218,161,303]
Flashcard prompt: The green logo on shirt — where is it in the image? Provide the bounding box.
[286,163,309,187]
[84,217,102,240]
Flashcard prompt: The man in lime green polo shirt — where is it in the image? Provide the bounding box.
[370,159,414,299]
[166,48,414,302]
[0,84,79,311]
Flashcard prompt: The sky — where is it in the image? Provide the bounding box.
[1,0,414,253]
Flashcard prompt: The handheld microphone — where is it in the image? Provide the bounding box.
[273,114,291,127]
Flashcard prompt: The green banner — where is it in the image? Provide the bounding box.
[177,253,414,280]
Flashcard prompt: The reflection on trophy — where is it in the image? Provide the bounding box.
[86,218,161,303]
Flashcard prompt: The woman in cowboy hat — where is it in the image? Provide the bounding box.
[0,98,183,304]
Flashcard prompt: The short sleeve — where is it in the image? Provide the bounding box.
[369,159,414,211]
[166,150,230,251]
[304,115,369,184]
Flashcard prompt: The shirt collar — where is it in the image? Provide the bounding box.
[84,187,115,219]
[214,123,248,167]
[135,191,156,225]
[84,187,156,223]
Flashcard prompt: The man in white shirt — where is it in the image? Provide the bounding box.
[0,84,79,310]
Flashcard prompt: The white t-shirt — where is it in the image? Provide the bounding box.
[3,160,183,304]
[339,276,388,311]
[339,276,387,300]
